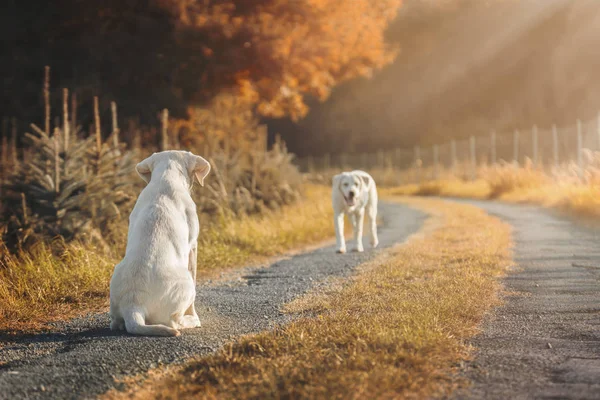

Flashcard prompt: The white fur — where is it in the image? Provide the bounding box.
[109,151,210,337]
[331,170,379,253]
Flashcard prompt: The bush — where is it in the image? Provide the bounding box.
[1,123,138,251]
[482,159,548,198]
[197,139,302,216]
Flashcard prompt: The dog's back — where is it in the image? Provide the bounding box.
[109,151,209,336]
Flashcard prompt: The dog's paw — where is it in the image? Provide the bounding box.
[371,240,379,248]
[188,316,202,329]
[110,320,124,331]
[351,247,364,253]
[336,248,347,254]
[179,315,201,329]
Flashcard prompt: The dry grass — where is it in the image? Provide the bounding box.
[107,197,512,400]
[385,157,600,219]
[0,184,334,333]
[387,179,490,199]
[0,240,117,332]
[196,184,335,273]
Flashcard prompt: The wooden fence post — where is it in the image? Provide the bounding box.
[433,144,439,179]
[93,96,102,157]
[552,124,559,168]
[532,125,538,166]
[71,92,77,137]
[597,111,600,150]
[161,109,169,151]
[324,153,330,171]
[111,101,119,148]
[377,150,385,169]
[44,66,51,137]
[414,145,421,183]
[63,89,70,151]
[577,119,583,177]
[10,118,17,165]
[470,135,476,180]
[395,148,402,169]
[490,131,496,165]
[53,127,60,193]
[307,155,314,173]
[513,129,520,165]
[451,139,457,173]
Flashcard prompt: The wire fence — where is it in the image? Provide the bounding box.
[295,114,600,183]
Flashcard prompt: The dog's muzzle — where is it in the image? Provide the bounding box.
[344,192,356,206]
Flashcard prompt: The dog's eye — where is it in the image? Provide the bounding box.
[343,183,349,187]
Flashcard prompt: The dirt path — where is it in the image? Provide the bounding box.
[0,202,425,400]
[455,200,600,400]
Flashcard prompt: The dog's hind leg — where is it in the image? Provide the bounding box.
[367,209,378,248]
[123,308,180,337]
[109,301,126,330]
[367,192,379,248]
[171,303,201,329]
[185,246,199,318]
[174,313,201,329]
[110,317,125,331]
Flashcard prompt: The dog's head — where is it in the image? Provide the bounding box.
[135,151,211,188]
[332,171,371,207]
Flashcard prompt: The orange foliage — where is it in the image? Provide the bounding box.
[158,0,402,120]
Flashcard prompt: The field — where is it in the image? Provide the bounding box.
[381,157,600,220]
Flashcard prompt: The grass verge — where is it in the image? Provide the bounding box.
[106,197,512,400]
[385,162,600,219]
[0,184,334,333]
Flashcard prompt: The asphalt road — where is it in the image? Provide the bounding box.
[453,200,600,400]
[0,201,426,400]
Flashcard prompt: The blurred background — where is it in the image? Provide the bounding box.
[2,0,600,156]
[1,0,600,250]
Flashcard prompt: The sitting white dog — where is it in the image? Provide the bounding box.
[332,170,379,253]
[109,150,210,337]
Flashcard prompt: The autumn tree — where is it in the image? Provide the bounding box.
[0,0,402,138]
[158,0,402,120]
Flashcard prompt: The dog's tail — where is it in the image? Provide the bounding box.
[123,308,180,337]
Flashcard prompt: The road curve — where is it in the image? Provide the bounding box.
[0,202,426,400]
[453,200,600,400]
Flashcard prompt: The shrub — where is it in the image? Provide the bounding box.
[1,123,138,251]
[482,159,548,198]
[197,139,301,216]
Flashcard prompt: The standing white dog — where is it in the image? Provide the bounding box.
[109,151,210,337]
[332,170,379,253]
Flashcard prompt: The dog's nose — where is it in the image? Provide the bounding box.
[349,191,355,198]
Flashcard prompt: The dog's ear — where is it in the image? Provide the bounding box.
[190,155,211,187]
[136,155,154,184]
[359,174,371,191]
[332,174,343,188]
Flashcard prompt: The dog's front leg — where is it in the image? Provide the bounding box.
[352,209,365,252]
[334,212,346,253]
[185,245,199,319]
